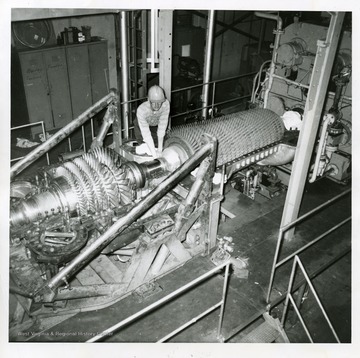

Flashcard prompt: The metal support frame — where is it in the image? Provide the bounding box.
[281,255,341,343]
[36,135,217,302]
[87,260,231,342]
[89,104,117,149]
[207,165,225,253]
[158,10,173,102]
[10,91,117,180]
[279,12,345,239]
[201,10,216,120]
[120,11,130,140]
[10,121,50,165]
[254,11,283,108]
[149,9,159,73]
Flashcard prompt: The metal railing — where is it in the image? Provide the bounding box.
[281,255,341,342]
[11,118,99,167]
[223,190,351,343]
[10,72,255,171]
[10,92,116,179]
[119,71,256,138]
[11,121,50,165]
[87,260,232,343]
[266,188,351,304]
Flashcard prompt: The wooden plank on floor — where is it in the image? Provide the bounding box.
[166,238,192,261]
[89,255,123,283]
[76,266,104,285]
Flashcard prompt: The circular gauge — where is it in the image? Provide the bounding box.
[12,20,52,49]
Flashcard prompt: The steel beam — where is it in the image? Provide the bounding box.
[280,12,345,239]
[120,11,130,140]
[158,10,173,103]
[201,10,216,120]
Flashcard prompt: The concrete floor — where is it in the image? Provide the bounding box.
[17,175,351,344]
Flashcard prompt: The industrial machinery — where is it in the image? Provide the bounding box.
[251,13,352,186]
[9,11,351,341]
[9,100,293,336]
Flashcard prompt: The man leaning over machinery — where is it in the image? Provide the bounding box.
[133,85,170,158]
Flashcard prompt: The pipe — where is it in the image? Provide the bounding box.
[158,301,223,343]
[174,155,212,233]
[309,114,335,183]
[37,135,217,301]
[120,11,130,139]
[254,12,283,108]
[290,256,341,342]
[10,91,116,180]
[201,10,216,120]
[150,9,159,73]
[288,294,314,342]
[90,104,116,149]
[272,73,310,90]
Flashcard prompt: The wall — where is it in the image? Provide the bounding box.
[51,14,118,89]
[11,9,119,90]
[212,11,274,80]
[189,11,275,82]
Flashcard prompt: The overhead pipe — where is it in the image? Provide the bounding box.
[254,12,283,108]
[120,11,130,139]
[201,10,216,120]
[36,135,217,302]
[150,9,160,73]
[10,91,117,180]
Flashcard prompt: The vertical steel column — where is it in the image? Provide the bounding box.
[150,9,160,73]
[158,10,173,102]
[113,13,123,152]
[280,12,345,239]
[254,12,283,108]
[201,10,216,120]
[120,11,130,139]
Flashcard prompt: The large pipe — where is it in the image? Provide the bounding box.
[120,11,130,139]
[37,136,217,301]
[10,91,117,180]
[90,104,116,149]
[254,12,283,108]
[150,9,159,73]
[201,10,216,120]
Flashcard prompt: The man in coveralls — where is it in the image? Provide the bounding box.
[134,85,170,158]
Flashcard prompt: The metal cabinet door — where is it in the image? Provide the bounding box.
[88,41,109,103]
[66,44,92,118]
[19,51,53,134]
[43,48,73,128]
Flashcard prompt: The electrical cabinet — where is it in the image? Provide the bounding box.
[18,40,109,137]
[43,48,73,128]
[88,41,109,103]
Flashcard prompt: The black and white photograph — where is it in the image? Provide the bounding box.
[1,1,357,357]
